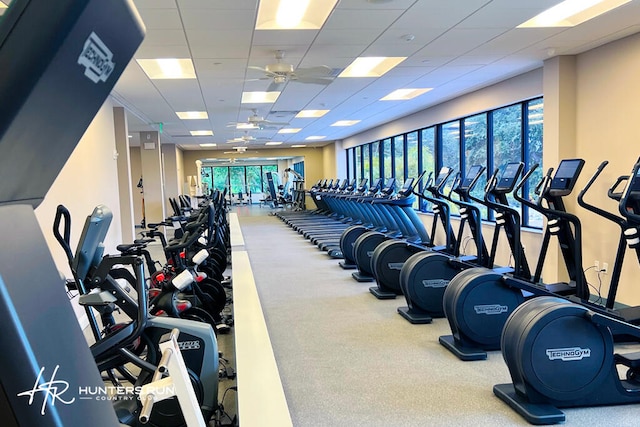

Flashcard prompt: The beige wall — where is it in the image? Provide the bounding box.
[130,145,143,227]
[34,99,124,327]
[573,32,640,306]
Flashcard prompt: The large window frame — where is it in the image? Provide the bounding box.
[345,97,544,228]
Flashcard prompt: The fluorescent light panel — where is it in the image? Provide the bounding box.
[291,145,307,148]
[236,123,259,130]
[331,120,361,127]
[241,91,281,103]
[199,143,216,147]
[517,0,631,28]
[305,136,326,140]
[0,2,7,8]
[278,128,301,134]
[338,57,407,78]
[190,130,213,136]
[380,88,432,101]
[256,0,338,30]
[265,141,283,145]
[176,111,208,120]
[137,58,196,79]
[296,109,330,118]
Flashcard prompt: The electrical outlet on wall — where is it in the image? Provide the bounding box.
[602,262,608,274]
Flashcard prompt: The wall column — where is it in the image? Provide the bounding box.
[542,55,578,284]
[139,131,166,225]
[113,107,135,243]
[162,143,181,202]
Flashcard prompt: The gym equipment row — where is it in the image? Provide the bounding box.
[275,157,640,425]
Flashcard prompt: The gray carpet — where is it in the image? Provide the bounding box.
[236,208,640,427]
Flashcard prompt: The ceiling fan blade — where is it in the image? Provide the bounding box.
[294,65,332,77]
[262,119,290,126]
[292,76,334,85]
[248,65,268,73]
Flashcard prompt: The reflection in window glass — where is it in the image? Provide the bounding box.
[394,135,404,188]
[346,149,352,180]
[464,114,488,212]
[493,104,522,210]
[371,141,380,183]
[230,166,246,195]
[363,144,370,184]
[382,138,392,180]
[527,98,544,228]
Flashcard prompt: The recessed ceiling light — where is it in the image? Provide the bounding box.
[380,88,432,101]
[291,145,307,148]
[265,141,283,145]
[517,0,630,28]
[236,123,260,130]
[278,128,302,134]
[137,58,196,79]
[176,111,208,120]
[241,91,281,103]
[331,120,361,127]
[256,0,338,30]
[190,130,213,136]
[0,2,7,9]
[199,143,217,147]
[305,136,326,140]
[338,57,407,78]
[296,109,330,118]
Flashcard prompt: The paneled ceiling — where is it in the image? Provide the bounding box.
[112,0,640,153]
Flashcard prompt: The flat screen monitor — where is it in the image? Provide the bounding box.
[628,166,640,193]
[357,178,368,191]
[382,178,396,194]
[496,163,522,191]
[370,178,382,192]
[434,167,452,187]
[460,165,483,190]
[550,159,585,192]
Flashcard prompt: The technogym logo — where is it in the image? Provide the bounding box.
[473,304,509,315]
[17,365,175,415]
[77,32,115,83]
[422,279,449,288]
[546,347,591,361]
[387,263,404,270]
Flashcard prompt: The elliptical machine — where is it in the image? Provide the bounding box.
[396,163,525,324]
[438,159,588,360]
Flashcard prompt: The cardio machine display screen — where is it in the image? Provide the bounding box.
[550,159,585,191]
[434,168,452,187]
[496,163,521,191]
[461,165,482,190]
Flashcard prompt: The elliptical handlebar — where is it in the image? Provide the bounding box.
[513,163,540,209]
[618,161,640,223]
[577,161,625,225]
[608,176,629,201]
[53,204,74,263]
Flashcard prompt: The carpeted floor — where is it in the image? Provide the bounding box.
[234,205,640,427]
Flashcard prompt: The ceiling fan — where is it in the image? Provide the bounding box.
[227,109,289,130]
[226,130,270,144]
[223,146,260,155]
[249,50,335,92]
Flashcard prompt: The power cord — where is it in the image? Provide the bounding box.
[583,265,604,304]
[214,386,238,427]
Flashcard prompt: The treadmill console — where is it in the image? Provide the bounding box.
[381,177,396,195]
[549,159,585,196]
[356,178,368,192]
[398,177,415,196]
[496,162,523,192]
[460,165,483,191]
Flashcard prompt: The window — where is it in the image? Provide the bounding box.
[355,146,362,182]
[363,143,370,184]
[346,96,543,228]
[463,114,488,205]
[371,141,380,183]
[262,165,278,192]
[382,138,392,180]
[201,166,213,195]
[246,166,262,194]
[526,99,544,228]
[293,161,304,177]
[394,135,404,188]
[492,104,522,211]
[213,167,229,192]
